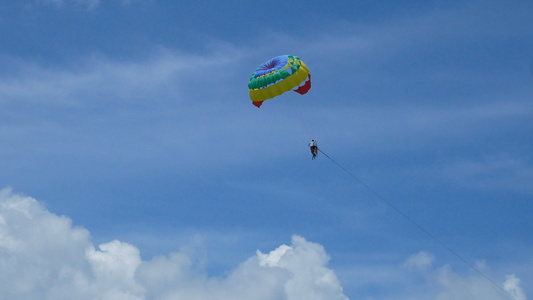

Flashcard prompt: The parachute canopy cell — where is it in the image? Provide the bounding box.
[248,55,311,108]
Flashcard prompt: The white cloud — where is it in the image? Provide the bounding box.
[433,266,525,300]
[0,188,93,300]
[400,253,528,300]
[256,236,349,300]
[505,274,527,300]
[403,251,434,271]
[0,187,348,300]
[0,188,530,300]
[0,50,228,107]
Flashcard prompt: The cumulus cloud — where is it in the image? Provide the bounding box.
[401,252,528,300]
[0,188,93,300]
[256,237,348,300]
[505,274,527,300]
[1,187,528,300]
[0,187,348,300]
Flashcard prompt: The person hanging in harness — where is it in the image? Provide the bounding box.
[308,139,318,159]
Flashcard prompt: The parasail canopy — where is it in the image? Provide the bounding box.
[248,55,311,108]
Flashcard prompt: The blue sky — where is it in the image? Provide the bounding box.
[1,0,532,299]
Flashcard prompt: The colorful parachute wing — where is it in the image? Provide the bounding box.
[248,55,311,108]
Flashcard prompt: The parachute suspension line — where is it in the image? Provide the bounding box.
[316,147,520,300]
